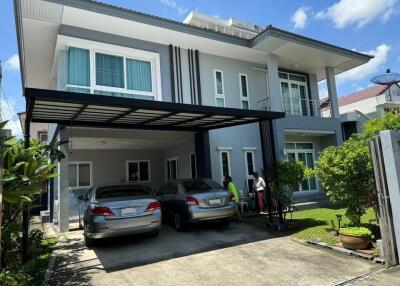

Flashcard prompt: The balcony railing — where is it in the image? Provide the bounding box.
[258,97,333,118]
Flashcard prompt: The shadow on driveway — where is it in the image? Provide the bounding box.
[48,221,275,285]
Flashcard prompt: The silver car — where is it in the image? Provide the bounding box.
[79,184,161,247]
[157,178,235,231]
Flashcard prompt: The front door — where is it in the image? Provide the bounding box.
[286,143,317,192]
[166,158,179,182]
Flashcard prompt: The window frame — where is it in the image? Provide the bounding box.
[37,131,48,143]
[93,50,156,97]
[189,153,197,179]
[285,142,317,192]
[126,160,151,183]
[65,41,162,101]
[244,150,256,193]
[239,73,250,109]
[279,71,309,116]
[69,161,93,188]
[219,149,231,182]
[214,69,225,107]
[165,157,179,182]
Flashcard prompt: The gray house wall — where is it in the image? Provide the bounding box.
[198,52,268,108]
[69,149,165,190]
[163,141,195,180]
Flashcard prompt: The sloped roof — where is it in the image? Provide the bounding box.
[338,85,389,106]
[320,85,389,108]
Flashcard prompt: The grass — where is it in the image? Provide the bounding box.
[30,237,58,286]
[244,206,380,245]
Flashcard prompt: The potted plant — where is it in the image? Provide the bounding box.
[339,227,372,250]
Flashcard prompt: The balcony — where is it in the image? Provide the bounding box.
[258,97,332,118]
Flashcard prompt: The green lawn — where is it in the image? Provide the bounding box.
[244,207,380,245]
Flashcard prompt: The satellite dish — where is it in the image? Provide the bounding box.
[370,69,400,101]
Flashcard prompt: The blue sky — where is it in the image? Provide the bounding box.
[1,0,399,135]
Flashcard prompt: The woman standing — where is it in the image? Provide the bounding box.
[252,171,266,213]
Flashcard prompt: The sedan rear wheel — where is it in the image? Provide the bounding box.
[173,213,185,232]
[84,225,95,248]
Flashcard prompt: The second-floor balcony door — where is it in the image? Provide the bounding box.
[279,71,314,116]
[281,82,308,116]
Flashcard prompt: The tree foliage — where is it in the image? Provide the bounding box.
[314,139,374,225]
[268,160,305,210]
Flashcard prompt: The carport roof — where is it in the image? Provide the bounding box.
[25,88,284,132]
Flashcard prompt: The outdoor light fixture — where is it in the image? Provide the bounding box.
[336,214,343,235]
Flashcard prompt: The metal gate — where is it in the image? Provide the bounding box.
[369,130,400,266]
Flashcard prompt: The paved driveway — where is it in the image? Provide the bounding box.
[47,222,381,286]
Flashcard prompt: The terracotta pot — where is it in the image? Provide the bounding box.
[339,233,370,250]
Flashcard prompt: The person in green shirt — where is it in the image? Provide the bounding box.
[224,176,241,222]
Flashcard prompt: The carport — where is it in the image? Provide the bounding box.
[24,87,285,233]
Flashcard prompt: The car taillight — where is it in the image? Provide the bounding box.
[146,201,161,212]
[186,196,199,205]
[91,207,114,216]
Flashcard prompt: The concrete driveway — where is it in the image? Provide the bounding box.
[47,221,381,286]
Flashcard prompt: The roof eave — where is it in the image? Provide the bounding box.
[251,26,373,62]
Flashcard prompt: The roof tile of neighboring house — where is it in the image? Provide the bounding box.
[338,85,389,106]
[320,85,389,108]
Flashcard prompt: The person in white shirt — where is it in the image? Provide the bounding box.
[252,171,266,213]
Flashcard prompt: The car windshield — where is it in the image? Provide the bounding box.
[96,185,151,200]
[183,179,223,193]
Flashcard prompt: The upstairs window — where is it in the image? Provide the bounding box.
[66,45,160,101]
[239,74,249,109]
[67,47,90,94]
[214,70,225,107]
[95,53,125,88]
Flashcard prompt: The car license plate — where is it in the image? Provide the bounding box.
[121,207,137,216]
[209,199,221,206]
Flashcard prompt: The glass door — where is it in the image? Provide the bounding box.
[166,158,179,181]
[297,152,317,191]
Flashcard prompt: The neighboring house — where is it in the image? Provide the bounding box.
[18,111,48,142]
[321,85,400,140]
[14,0,372,232]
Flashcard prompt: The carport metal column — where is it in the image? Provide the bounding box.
[195,131,212,178]
[259,120,283,225]
[22,98,33,263]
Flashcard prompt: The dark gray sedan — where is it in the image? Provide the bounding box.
[79,184,161,247]
[157,178,235,231]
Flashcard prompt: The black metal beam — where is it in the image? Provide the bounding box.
[25,88,285,121]
[70,103,88,121]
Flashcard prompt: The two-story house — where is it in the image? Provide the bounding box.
[321,84,400,140]
[14,0,372,232]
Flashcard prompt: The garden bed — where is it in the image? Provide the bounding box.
[243,206,382,260]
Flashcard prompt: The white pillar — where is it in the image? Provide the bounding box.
[325,66,340,119]
[266,53,282,112]
[58,128,69,233]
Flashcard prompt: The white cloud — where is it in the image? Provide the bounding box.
[291,7,309,29]
[336,44,391,84]
[316,0,398,29]
[160,0,188,15]
[4,54,20,71]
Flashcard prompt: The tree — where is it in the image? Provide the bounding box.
[313,139,375,225]
[0,122,65,266]
[268,160,305,215]
[360,112,400,139]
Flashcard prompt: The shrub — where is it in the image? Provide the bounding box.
[268,160,305,210]
[0,268,33,286]
[339,227,372,237]
[314,139,375,226]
